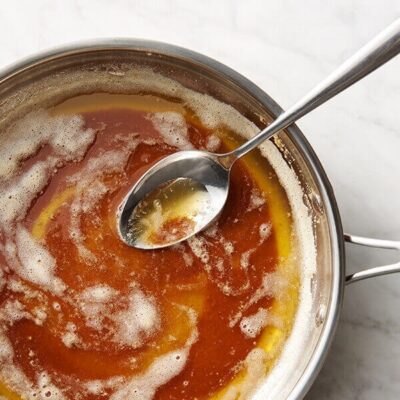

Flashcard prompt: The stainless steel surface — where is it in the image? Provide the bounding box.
[119,19,400,250]
[345,233,400,284]
[0,39,344,400]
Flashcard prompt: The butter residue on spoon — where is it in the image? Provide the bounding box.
[126,177,212,248]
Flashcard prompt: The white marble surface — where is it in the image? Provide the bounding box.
[1,1,399,398]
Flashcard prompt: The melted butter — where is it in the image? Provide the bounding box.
[127,178,211,247]
[51,93,186,116]
[0,92,299,400]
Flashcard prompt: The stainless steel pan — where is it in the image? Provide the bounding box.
[0,40,398,399]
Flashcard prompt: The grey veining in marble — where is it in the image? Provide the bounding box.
[0,1,399,398]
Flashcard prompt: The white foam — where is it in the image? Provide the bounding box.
[69,197,98,263]
[240,248,255,270]
[61,322,80,348]
[173,303,198,344]
[110,304,198,400]
[110,348,190,400]
[0,111,53,180]
[190,228,234,262]
[204,223,218,238]
[67,146,141,261]
[69,147,138,187]
[239,308,282,339]
[240,308,269,338]
[61,331,78,348]
[188,234,254,296]
[148,112,193,151]
[32,306,47,326]
[247,188,266,212]
[187,236,210,264]
[49,115,96,161]
[0,332,13,362]
[81,284,117,303]
[85,380,103,395]
[78,284,118,331]
[229,271,287,328]
[0,281,49,329]
[83,377,124,396]
[0,161,50,233]
[205,134,221,152]
[259,223,272,240]
[182,251,194,267]
[78,285,160,349]
[0,110,95,181]
[220,236,234,255]
[15,226,65,295]
[7,278,42,300]
[112,289,160,347]
[0,111,95,238]
[0,299,30,325]
[33,371,67,400]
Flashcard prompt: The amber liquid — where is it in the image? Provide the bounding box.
[127,177,211,247]
[0,93,299,400]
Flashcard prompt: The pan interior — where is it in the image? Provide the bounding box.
[0,46,337,400]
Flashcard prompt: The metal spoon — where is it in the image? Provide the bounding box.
[118,19,400,249]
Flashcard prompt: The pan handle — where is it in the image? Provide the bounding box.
[344,233,400,284]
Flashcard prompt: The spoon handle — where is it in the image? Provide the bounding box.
[221,18,400,166]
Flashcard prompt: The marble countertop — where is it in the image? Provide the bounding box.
[1,1,399,398]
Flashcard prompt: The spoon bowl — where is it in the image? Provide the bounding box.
[118,150,230,249]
